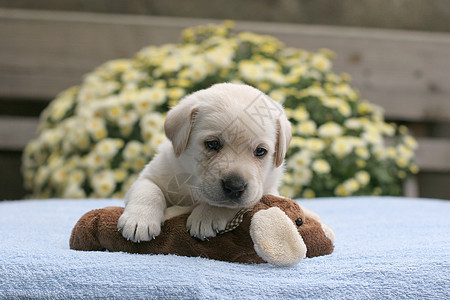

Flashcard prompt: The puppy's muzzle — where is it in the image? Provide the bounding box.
[221,174,247,200]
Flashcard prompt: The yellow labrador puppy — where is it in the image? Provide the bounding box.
[118,83,292,241]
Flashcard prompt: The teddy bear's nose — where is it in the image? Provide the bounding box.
[295,218,303,226]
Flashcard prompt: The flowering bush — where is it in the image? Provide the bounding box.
[22,22,418,199]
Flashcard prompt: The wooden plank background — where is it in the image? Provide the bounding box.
[1,0,449,32]
[0,8,449,199]
[1,9,450,121]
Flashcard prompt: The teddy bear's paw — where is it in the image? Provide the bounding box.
[250,207,307,267]
[321,223,336,244]
[117,207,164,243]
[186,203,240,240]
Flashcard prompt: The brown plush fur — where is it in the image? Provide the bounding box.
[70,195,334,263]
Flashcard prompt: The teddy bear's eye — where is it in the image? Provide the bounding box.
[295,218,303,227]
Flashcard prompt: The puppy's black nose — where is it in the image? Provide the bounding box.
[221,175,247,199]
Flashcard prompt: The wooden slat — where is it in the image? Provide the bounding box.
[1,8,450,122]
[237,23,450,122]
[1,116,448,174]
[0,116,39,150]
[415,138,450,172]
[1,0,449,33]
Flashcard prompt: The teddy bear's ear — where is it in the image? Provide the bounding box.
[250,207,306,267]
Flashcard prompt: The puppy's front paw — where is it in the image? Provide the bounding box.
[117,208,163,242]
[186,204,239,240]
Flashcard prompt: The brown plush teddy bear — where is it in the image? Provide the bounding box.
[70,195,335,267]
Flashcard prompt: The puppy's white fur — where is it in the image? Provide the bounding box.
[118,83,292,241]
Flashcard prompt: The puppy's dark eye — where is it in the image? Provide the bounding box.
[254,147,267,158]
[295,218,303,227]
[205,140,222,151]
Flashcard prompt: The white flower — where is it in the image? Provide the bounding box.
[51,167,68,184]
[132,157,147,171]
[302,189,316,199]
[355,171,370,185]
[205,47,234,68]
[305,138,325,152]
[106,103,124,121]
[68,170,86,185]
[85,153,106,170]
[91,170,116,197]
[279,185,296,199]
[294,168,313,186]
[149,133,166,150]
[86,118,107,141]
[322,97,351,117]
[48,97,73,122]
[403,136,418,150]
[113,169,128,183]
[119,111,139,128]
[343,178,360,193]
[311,53,331,71]
[305,69,322,80]
[312,159,331,174]
[288,150,312,171]
[373,146,386,159]
[355,147,370,159]
[290,136,306,149]
[260,59,280,71]
[297,120,317,136]
[41,128,63,147]
[335,83,354,97]
[168,87,186,100]
[64,122,90,150]
[335,184,349,196]
[188,65,209,82]
[160,55,183,73]
[36,166,50,188]
[121,69,147,83]
[185,56,210,82]
[63,183,86,198]
[105,59,132,73]
[298,86,326,99]
[318,122,343,138]
[22,22,418,200]
[269,89,286,103]
[266,71,286,85]
[381,123,395,137]
[331,138,353,158]
[337,102,352,117]
[344,118,362,130]
[140,113,164,141]
[396,157,410,168]
[387,147,397,159]
[140,87,167,106]
[94,139,124,159]
[361,130,383,146]
[238,61,265,82]
[121,174,138,194]
[292,107,309,122]
[123,141,144,161]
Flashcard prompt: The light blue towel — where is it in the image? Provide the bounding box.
[0,197,449,299]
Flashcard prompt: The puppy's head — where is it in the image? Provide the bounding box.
[164,83,292,208]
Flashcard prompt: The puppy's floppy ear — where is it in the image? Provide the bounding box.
[164,98,198,157]
[274,113,292,167]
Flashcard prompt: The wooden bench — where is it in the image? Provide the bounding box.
[1,8,449,199]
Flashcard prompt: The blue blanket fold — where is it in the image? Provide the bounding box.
[1,197,449,299]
